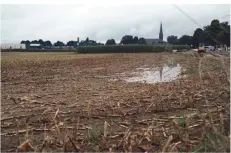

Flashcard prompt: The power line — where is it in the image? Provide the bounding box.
[172,4,230,28]
[172,4,202,28]
[172,4,230,45]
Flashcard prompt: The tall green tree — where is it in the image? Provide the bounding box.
[133,36,138,44]
[38,39,44,46]
[44,40,52,46]
[217,21,230,46]
[31,40,39,43]
[178,35,192,46]
[120,35,134,44]
[54,41,65,46]
[106,39,116,45]
[25,40,30,45]
[167,35,178,45]
[203,19,230,46]
[192,28,205,47]
[67,41,76,46]
[138,38,146,44]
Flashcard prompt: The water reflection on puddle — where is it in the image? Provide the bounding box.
[123,64,182,84]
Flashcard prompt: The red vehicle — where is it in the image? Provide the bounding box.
[198,43,205,56]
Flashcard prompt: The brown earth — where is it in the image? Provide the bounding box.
[1,52,230,152]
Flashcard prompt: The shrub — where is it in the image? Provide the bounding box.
[76,45,190,53]
[1,45,190,53]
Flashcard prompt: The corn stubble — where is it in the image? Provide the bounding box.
[1,52,230,152]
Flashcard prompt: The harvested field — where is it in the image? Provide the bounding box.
[1,52,230,152]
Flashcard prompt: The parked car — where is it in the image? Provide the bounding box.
[205,46,215,52]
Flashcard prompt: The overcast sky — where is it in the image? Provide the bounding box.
[1,4,230,44]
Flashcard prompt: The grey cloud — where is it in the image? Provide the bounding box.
[1,4,230,44]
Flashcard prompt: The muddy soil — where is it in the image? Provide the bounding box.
[1,52,230,152]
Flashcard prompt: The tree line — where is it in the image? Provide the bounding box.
[106,19,230,47]
[105,36,147,45]
[20,36,147,46]
[20,37,103,47]
[21,39,63,46]
[21,19,230,48]
[167,19,230,47]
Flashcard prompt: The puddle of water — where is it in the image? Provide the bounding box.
[123,64,182,84]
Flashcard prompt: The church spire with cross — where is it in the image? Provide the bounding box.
[159,22,163,41]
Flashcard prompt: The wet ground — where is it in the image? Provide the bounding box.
[1,52,230,152]
[120,64,182,84]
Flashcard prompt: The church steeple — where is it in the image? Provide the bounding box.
[159,22,163,41]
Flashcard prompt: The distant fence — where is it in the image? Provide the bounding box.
[1,45,190,53]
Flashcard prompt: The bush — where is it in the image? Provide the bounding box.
[0,45,190,53]
[76,45,190,53]
[171,45,190,50]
